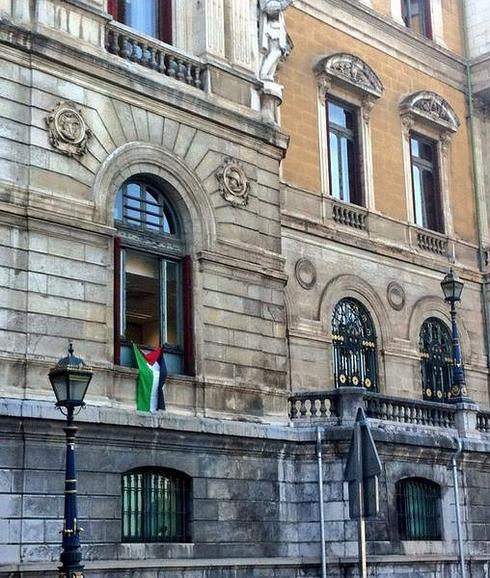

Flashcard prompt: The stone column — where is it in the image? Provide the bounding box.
[194,0,226,61]
[336,387,366,423]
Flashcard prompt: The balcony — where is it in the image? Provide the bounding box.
[289,388,489,438]
[105,21,206,91]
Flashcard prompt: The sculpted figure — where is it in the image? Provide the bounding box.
[259,0,293,82]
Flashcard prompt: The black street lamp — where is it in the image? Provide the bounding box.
[49,343,93,578]
[440,270,470,402]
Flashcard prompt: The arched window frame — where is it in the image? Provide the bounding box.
[331,298,378,391]
[113,177,194,376]
[314,53,384,213]
[122,467,192,543]
[396,477,442,541]
[419,317,452,402]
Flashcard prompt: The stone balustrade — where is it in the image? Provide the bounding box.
[364,392,456,428]
[416,230,448,256]
[287,389,490,436]
[476,410,490,433]
[289,391,338,419]
[332,202,368,230]
[105,22,206,90]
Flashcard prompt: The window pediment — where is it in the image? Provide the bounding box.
[314,53,384,99]
[400,91,459,133]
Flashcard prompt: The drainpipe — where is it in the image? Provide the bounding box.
[452,438,467,578]
[316,427,327,578]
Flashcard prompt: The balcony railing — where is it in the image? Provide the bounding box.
[416,230,448,257]
[289,389,459,430]
[477,411,490,433]
[105,22,206,91]
[289,391,338,419]
[364,392,456,429]
[332,202,367,231]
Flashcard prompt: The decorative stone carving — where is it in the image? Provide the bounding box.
[399,91,460,133]
[216,158,250,207]
[295,258,316,290]
[258,0,294,83]
[45,101,91,157]
[387,281,406,311]
[314,53,384,99]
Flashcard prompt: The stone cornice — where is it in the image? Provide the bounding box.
[295,0,466,90]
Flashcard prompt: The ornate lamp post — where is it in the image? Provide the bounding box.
[440,270,469,402]
[49,343,93,578]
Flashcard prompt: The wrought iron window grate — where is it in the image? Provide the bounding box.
[419,317,452,402]
[396,478,442,541]
[332,298,377,390]
[122,469,191,542]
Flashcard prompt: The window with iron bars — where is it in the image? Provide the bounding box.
[122,468,191,542]
[419,317,452,402]
[396,477,442,540]
[331,298,377,390]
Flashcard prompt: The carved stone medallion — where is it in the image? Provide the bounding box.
[216,158,250,207]
[387,281,406,311]
[46,101,91,157]
[295,258,316,290]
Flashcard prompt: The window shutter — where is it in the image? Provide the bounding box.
[114,236,122,365]
[107,0,120,20]
[182,255,194,376]
[160,0,173,44]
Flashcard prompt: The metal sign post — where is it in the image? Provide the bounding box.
[344,407,382,578]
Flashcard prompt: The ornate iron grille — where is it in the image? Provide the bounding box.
[122,468,191,542]
[396,478,441,541]
[420,317,452,402]
[332,298,377,390]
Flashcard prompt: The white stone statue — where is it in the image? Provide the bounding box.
[259,0,293,82]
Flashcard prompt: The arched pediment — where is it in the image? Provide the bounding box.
[400,91,460,132]
[314,53,384,99]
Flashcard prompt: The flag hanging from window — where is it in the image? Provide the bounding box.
[132,343,167,412]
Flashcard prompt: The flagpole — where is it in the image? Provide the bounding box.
[355,420,367,578]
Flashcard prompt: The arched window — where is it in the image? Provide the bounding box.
[419,317,452,402]
[396,478,442,540]
[332,298,377,390]
[122,468,191,542]
[114,177,193,375]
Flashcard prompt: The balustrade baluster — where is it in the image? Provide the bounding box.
[194,66,202,89]
[120,36,130,59]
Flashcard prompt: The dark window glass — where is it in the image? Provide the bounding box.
[410,133,443,232]
[327,99,362,206]
[122,469,191,542]
[332,298,377,390]
[109,0,172,44]
[420,318,452,402]
[114,179,185,373]
[397,478,442,540]
[401,0,432,39]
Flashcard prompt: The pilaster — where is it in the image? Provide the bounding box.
[227,0,256,72]
[194,0,226,61]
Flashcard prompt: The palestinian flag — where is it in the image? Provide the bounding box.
[132,343,167,412]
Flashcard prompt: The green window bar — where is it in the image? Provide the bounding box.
[122,469,191,542]
[397,478,442,541]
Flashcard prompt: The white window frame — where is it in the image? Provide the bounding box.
[393,0,445,46]
[400,91,460,236]
[315,53,383,216]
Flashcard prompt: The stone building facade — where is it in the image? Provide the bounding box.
[0,0,489,577]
